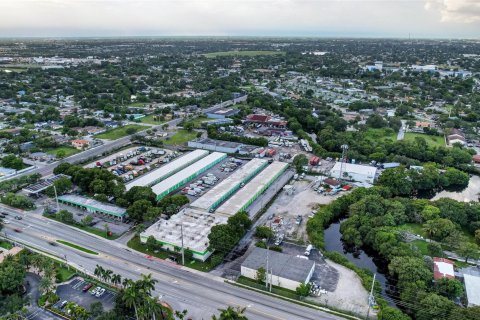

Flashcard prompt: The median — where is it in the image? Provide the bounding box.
[56,240,98,255]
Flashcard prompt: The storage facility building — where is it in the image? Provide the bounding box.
[188,138,243,154]
[216,161,288,216]
[58,194,127,221]
[125,149,209,191]
[464,273,480,307]
[241,247,315,291]
[330,162,377,183]
[152,152,227,201]
[140,208,227,261]
[190,158,269,212]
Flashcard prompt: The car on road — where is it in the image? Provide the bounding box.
[95,288,106,297]
[2,220,10,224]
[82,283,93,292]
[14,215,22,220]
[1,212,9,216]
[91,287,101,295]
[13,228,21,233]
[48,242,57,246]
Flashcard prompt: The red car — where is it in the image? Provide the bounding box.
[13,228,21,233]
[82,283,93,292]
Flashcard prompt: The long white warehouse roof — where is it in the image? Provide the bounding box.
[465,274,480,307]
[152,152,227,196]
[190,158,268,211]
[330,162,377,176]
[125,149,209,191]
[216,161,288,216]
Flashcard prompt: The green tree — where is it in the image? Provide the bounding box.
[254,226,274,239]
[89,301,104,317]
[81,215,93,226]
[146,235,159,251]
[127,199,154,222]
[420,205,440,222]
[378,306,411,320]
[458,242,480,263]
[56,149,67,159]
[55,210,74,224]
[292,154,308,173]
[1,154,24,170]
[256,267,266,284]
[0,259,26,294]
[212,306,248,320]
[422,218,456,241]
[434,278,464,299]
[295,283,311,298]
[416,293,455,320]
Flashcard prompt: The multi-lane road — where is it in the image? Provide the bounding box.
[1,206,349,320]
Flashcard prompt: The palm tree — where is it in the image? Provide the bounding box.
[212,306,248,320]
[122,277,131,289]
[143,296,164,320]
[94,264,104,279]
[103,269,113,283]
[31,255,45,274]
[74,306,89,320]
[39,277,54,294]
[65,302,77,316]
[123,286,140,320]
[111,274,122,287]
[139,273,157,295]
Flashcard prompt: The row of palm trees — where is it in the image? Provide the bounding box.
[94,264,123,288]
[64,301,89,320]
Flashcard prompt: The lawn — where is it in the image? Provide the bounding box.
[203,51,284,58]
[163,129,198,145]
[46,146,79,158]
[127,236,215,272]
[188,116,210,128]
[45,214,119,240]
[364,128,397,143]
[55,265,76,283]
[139,115,166,125]
[398,223,426,237]
[404,133,445,147]
[56,240,98,255]
[236,276,300,300]
[411,240,430,255]
[96,124,147,140]
[0,240,13,250]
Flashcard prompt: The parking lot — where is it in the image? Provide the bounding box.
[52,278,115,312]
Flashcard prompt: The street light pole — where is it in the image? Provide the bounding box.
[180,222,185,266]
[53,185,60,212]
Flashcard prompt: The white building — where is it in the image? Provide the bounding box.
[330,162,377,183]
[464,273,480,307]
[241,247,315,291]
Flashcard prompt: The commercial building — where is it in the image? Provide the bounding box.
[125,149,209,191]
[188,138,242,154]
[190,158,269,212]
[216,161,289,216]
[58,194,127,221]
[140,208,227,261]
[71,139,90,150]
[330,162,377,183]
[241,247,315,291]
[151,152,227,201]
[205,108,240,119]
[433,257,455,280]
[23,174,70,195]
[464,273,480,307]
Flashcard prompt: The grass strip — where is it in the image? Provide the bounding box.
[56,240,98,255]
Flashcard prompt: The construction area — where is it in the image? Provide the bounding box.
[141,155,291,260]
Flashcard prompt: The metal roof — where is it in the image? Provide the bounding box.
[190,158,268,211]
[125,149,209,191]
[58,194,126,217]
[151,152,226,196]
[242,247,315,283]
[464,274,480,307]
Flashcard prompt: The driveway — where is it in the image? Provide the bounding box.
[24,273,63,320]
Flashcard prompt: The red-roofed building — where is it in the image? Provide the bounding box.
[433,257,455,280]
[247,114,270,123]
[246,114,288,128]
[473,155,480,164]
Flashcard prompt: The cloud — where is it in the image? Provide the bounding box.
[425,0,480,23]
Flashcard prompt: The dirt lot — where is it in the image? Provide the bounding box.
[262,175,345,244]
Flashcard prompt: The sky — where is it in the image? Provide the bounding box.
[0,0,479,38]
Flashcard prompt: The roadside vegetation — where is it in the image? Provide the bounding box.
[56,240,99,255]
[96,124,147,140]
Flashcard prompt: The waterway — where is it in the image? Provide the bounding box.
[324,220,397,304]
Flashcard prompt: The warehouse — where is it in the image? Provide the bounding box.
[140,208,227,261]
[188,138,242,154]
[190,158,269,212]
[216,161,289,216]
[241,247,315,291]
[125,149,209,191]
[205,108,240,119]
[152,152,227,201]
[57,194,127,221]
[464,273,480,307]
[330,162,377,183]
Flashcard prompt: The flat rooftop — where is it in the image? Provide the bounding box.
[151,152,227,197]
[242,247,315,283]
[141,208,227,254]
[58,194,126,217]
[190,158,268,211]
[216,161,288,216]
[331,162,378,176]
[189,138,242,149]
[125,149,208,191]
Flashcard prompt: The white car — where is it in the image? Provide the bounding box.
[3,220,10,224]
[91,287,101,295]
[95,288,106,297]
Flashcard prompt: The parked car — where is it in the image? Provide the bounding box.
[82,283,93,292]
[91,287,101,295]
[60,300,68,309]
[95,288,106,297]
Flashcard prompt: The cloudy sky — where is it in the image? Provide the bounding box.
[0,0,479,38]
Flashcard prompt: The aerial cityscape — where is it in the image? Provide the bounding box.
[0,1,480,320]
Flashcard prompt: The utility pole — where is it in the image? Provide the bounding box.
[365,273,376,320]
[180,222,185,266]
[269,267,273,292]
[53,185,60,213]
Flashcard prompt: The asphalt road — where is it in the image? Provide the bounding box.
[1,206,349,320]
